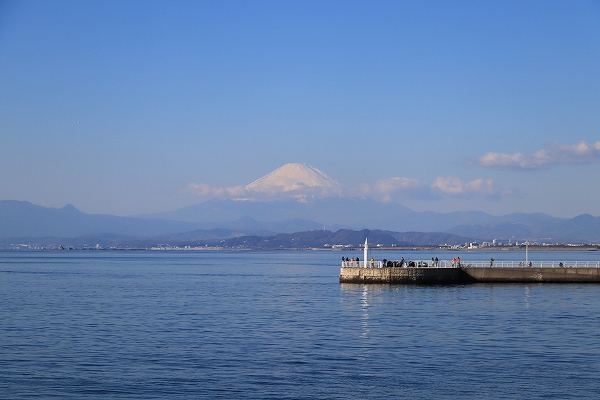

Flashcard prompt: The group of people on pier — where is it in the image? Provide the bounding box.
[341,256,376,267]
[341,255,593,269]
[341,256,359,266]
[342,256,462,268]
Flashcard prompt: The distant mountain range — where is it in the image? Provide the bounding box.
[2,163,600,246]
[0,200,201,238]
[2,199,599,249]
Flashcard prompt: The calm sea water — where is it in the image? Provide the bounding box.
[2,250,600,399]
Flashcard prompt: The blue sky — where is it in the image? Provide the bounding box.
[1,0,599,217]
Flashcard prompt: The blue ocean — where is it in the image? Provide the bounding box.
[2,250,600,399]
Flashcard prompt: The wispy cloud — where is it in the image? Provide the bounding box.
[363,177,430,202]
[183,182,342,202]
[185,175,506,202]
[363,176,502,201]
[474,140,600,170]
[183,183,247,198]
[431,177,500,199]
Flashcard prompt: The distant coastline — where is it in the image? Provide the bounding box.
[5,244,599,252]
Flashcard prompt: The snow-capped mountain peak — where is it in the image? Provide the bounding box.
[245,163,341,200]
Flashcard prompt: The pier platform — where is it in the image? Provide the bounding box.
[340,264,600,284]
[340,239,600,284]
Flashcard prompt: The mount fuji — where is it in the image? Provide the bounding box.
[147,163,496,232]
[246,163,340,192]
[243,163,342,201]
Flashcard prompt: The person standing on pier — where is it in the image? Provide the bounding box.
[490,258,494,267]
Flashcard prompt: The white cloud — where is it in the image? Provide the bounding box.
[185,172,505,203]
[344,176,502,202]
[431,177,497,198]
[370,177,427,202]
[375,177,422,193]
[184,182,343,202]
[475,140,600,170]
[184,183,247,198]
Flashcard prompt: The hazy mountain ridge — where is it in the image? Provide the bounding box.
[449,213,600,243]
[0,200,204,238]
[145,197,577,240]
[0,201,324,239]
[145,197,492,231]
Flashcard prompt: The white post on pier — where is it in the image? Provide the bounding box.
[364,238,369,268]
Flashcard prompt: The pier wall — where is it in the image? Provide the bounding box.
[339,267,466,284]
[463,267,600,283]
[340,266,600,284]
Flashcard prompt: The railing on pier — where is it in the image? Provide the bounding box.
[342,261,384,268]
[342,260,447,268]
[342,260,600,269]
[460,260,600,268]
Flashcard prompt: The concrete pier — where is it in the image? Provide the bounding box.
[340,266,466,284]
[462,266,600,283]
[340,266,600,284]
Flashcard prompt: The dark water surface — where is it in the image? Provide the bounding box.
[2,250,600,399]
